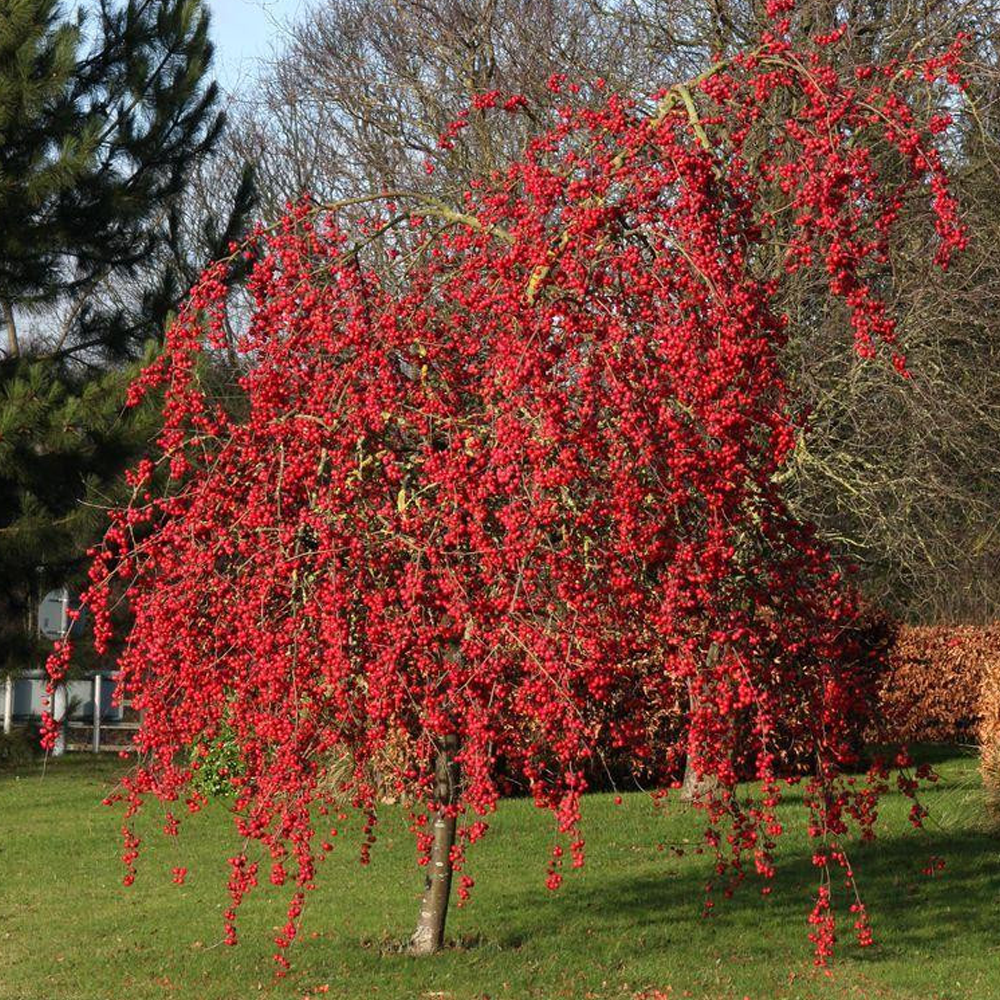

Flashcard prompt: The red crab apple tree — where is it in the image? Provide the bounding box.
[45,4,966,969]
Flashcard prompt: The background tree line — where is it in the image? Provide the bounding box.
[2,0,998,675]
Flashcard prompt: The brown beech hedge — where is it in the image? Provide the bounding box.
[877,624,1000,788]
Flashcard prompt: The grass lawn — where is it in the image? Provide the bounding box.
[1,747,997,1000]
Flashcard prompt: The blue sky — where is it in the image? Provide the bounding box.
[72,0,307,92]
[205,0,307,91]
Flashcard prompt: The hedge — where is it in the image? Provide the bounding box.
[875,623,1000,789]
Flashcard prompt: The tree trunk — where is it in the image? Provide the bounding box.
[680,754,720,803]
[409,733,459,956]
[680,642,722,804]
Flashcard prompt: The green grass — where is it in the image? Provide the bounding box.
[1,748,997,1000]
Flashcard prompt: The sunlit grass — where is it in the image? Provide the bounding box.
[1,747,997,1000]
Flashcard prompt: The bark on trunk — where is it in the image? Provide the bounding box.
[680,642,723,804]
[680,755,720,803]
[408,733,459,956]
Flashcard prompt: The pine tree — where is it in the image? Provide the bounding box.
[0,0,254,668]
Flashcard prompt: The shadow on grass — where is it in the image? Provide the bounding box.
[496,827,999,963]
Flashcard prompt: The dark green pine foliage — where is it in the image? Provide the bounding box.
[0,0,255,670]
[0,354,162,670]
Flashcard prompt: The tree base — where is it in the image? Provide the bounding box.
[407,925,442,956]
[679,760,720,804]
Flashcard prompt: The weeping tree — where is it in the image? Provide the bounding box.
[49,5,964,966]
